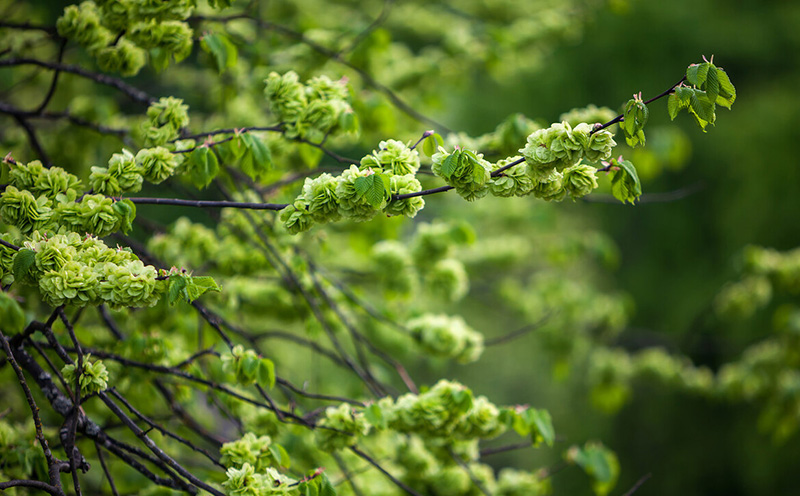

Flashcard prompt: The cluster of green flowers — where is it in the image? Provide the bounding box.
[315,381,527,452]
[281,140,425,233]
[56,1,194,76]
[222,463,295,496]
[89,147,180,196]
[142,97,191,147]
[220,433,280,472]
[221,345,276,388]
[265,71,357,142]
[61,355,109,396]
[406,314,484,363]
[9,232,164,308]
[0,160,136,237]
[517,121,615,200]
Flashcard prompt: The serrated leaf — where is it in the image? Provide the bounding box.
[440,152,458,178]
[12,249,35,282]
[686,62,710,87]
[354,174,387,207]
[689,90,716,130]
[715,68,736,108]
[200,33,238,73]
[188,147,220,189]
[239,132,272,180]
[705,64,720,104]
[609,159,642,204]
[257,358,276,389]
[667,94,681,120]
[167,275,187,305]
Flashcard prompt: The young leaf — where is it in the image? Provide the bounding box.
[354,174,388,207]
[609,158,642,204]
[188,147,220,189]
[318,473,336,496]
[269,444,291,469]
[568,442,620,496]
[715,68,737,108]
[527,408,555,447]
[686,62,710,87]
[239,132,272,180]
[705,64,720,105]
[257,358,276,389]
[200,33,238,73]
[440,151,459,178]
[12,249,35,282]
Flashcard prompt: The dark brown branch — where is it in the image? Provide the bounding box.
[590,76,687,135]
[621,473,652,496]
[0,58,155,105]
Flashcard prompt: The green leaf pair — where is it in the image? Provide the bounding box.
[608,158,642,205]
[668,59,736,131]
[167,272,221,305]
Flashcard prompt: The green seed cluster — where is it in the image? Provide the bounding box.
[265,72,357,142]
[12,232,164,308]
[56,0,194,76]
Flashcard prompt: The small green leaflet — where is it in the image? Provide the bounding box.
[257,358,276,389]
[422,132,444,157]
[609,158,642,205]
[675,59,735,129]
[200,33,238,73]
[689,90,716,131]
[12,249,35,282]
[167,273,221,305]
[188,147,220,189]
[568,442,620,496]
[527,408,555,447]
[622,97,649,148]
[238,132,273,180]
[354,173,390,207]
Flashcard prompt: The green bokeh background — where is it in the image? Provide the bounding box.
[446,1,800,494]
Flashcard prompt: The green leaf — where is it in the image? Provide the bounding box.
[705,64,720,105]
[440,151,459,178]
[12,249,35,282]
[364,403,386,429]
[240,355,259,382]
[527,408,555,447]
[0,292,26,333]
[686,62,710,87]
[239,132,272,180]
[270,443,291,469]
[200,33,238,73]
[354,174,387,207]
[715,68,737,108]
[422,133,444,157]
[318,473,336,496]
[257,358,276,389]
[569,442,620,496]
[609,159,642,204]
[167,275,187,305]
[188,147,220,189]
[689,90,716,131]
[667,94,680,120]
